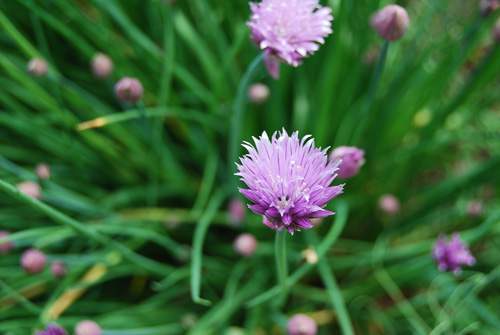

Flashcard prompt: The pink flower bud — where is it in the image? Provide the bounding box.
[264,53,280,80]
[27,58,48,77]
[248,83,270,104]
[17,181,41,199]
[480,0,500,17]
[287,314,317,335]
[91,53,113,79]
[378,194,400,215]
[330,146,365,179]
[114,77,143,104]
[51,261,67,278]
[467,200,483,218]
[0,231,14,254]
[228,199,246,225]
[493,19,500,42]
[36,163,51,180]
[233,233,257,257]
[371,5,410,41]
[21,249,46,274]
[75,320,102,335]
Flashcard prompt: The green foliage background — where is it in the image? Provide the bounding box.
[0,0,499,334]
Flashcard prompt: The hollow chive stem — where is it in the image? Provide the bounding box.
[275,229,288,305]
[228,54,264,190]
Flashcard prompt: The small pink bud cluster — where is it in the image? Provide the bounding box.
[248,83,270,104]
[0,231,14,254]
[91,53,113,79]
[17,181,41,199]
[114,77,143,104]
[233,233,258,257]
[378,194,400,215]
[287,314,317,335]
[75,320,102,335]
[21,249,46,274]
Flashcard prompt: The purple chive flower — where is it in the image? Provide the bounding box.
[248,0,333,79]
[75,320,102,335]
[37,324,67,335]
[91,53,113,79]
[234,233,258,257]
[236,130,344,234]
[21,248,46,274]
[330,146,365,179]
[0,231,14,254]
[287,314,317,335]
[433,233,476,275]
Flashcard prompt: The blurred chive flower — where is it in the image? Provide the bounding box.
[228,198,246,225]
[27,58,48,77]
[248,83,270,104]
[75,320,102,335]
[371,5,409,41]
[37,325,67,335]
[236,130,343,234]
[433,233,475,274]
[467,200,483,218]
[493,18,500,42]
[247,0,333,79]
[17,181,41,199]
[234,233,258,257]
[115,77,144,104]
[21,248,46,274]
[0,230,14,254]
[330,146,365,179]
[480,0,499,16]
[36,163,51,180]
[91,53,113,79]
[378,194,400,215]
[51,261,67,278]
[287,314,318,335]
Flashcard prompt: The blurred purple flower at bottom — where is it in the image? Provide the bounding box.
[236,129,344,234]
[37,324,67,335]
[433,233,475,274]
[330,146,365,179]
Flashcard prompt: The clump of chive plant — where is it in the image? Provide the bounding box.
[247,0,333,78]
[236,130,343,234]
[371,5,410,41]
[433,233,475,274]
[330,146,365,179]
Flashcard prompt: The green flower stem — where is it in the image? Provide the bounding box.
[340,40,389,145]
[274,229,288,305]
[228,53,264,189]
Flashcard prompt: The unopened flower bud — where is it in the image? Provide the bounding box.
[75,320,102,335]
[287,314,317,335]
[378,194,400,215]
[467,200,483,218]
[233,233,257,257]
[91,53,113,79]
[17,181,41,199]
[228,199,246,225]
[371,5,410,41]
[0,231,14,254]
[114,77,143,104]
[480,0,500,17]
[21,248,46,274]
[27,58,48,77]
[493,19,500,42]
[51,261,67,278]
[330,146,365,179]
[36,163,51,180]
[248,83,270,104]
